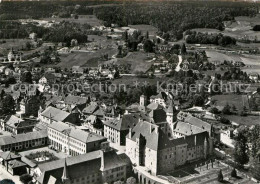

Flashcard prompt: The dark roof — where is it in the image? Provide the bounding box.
[103,114,139,131]
[64,95,87,105]
[128,120,209,151]
[149,109,166,124]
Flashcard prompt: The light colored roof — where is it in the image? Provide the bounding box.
[0,151,21,160]
[0,130,47,146]
[41,107,70,122]
[103,114,139,131]
[48,121,106,143]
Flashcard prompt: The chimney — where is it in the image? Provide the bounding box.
[129,128,132,139]
[100,150,104,171]
[155,125,159,134]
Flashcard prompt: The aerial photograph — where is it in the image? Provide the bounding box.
[0,0,260,183]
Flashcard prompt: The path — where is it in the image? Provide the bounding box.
[175,55,183,72]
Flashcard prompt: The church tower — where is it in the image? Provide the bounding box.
[62,159,70,184]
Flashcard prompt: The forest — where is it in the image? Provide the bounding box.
[0,1,258,41]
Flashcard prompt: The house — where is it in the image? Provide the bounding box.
[83,115,103,135]
[29,32,37,40]
[48,121,107,156]
[72,66,84,74]
[249,73,259,82]
[35,149,131,184]
[0,130,48,152]
[20,95,41,117]
[0,151,27,176]
[39,73,57,84]
[2,115,36,134]
[103,114,139,145]
[39,106,80,126]
[150,92,168,107]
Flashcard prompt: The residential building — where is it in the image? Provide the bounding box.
[2,115,35,134]
[35,149,131,184]
[39,106,80,126]
[0,130,48,152]
[104,114,139,145]
[126,120,213,175]
[48,121,107,156]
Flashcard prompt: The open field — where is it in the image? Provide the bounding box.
[42,15,102,26]
[0,39,31,54]
[104,51,153,73]
[128,24,158,36]
[224,115,260,126]
[206,50,260,74]
[112,76,164,87]
[57,48,117,68]
[192,14,260,41]
[211,94,250,111]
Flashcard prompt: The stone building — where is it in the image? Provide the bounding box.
[48,121,107,156]
[126,120,213,175]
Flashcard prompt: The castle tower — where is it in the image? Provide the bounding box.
[61,159,70,184]
[140,95,147,107]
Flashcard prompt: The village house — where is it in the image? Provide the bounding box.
[2,115,35,134]
[103,114,139,146]
[39,106,80,126]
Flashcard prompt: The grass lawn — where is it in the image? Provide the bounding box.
[104,51,153,73]
[223,115,260,126]
[42,15,102,27]
[57,48,117,68]
[128,24,158,36]
[211,94,250,111]
[0,39,31,54]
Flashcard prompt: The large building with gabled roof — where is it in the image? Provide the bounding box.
[126,120,213,175]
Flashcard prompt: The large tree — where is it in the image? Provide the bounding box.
[143,39,154,53]
[234,131,249,166]
[1,94,15,115]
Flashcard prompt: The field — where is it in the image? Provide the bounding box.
[206,50,260,74]
[104,51,153,73]
[0,39,31,54]
[128,24,158,36]
[224,115,260,126]
[42,15,102,27]
[211,94,250,111]
[57,48,117,68]
[192,14,260,41]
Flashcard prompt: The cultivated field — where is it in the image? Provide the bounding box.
[57,48,117,68]
[42,15,102,26]
[128,24,158,36]
[104,51,153,73]
[224,115,260,126]
[211,94,250,111]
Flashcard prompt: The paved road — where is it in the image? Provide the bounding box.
[175,55,183,72]
[0,165,22,184]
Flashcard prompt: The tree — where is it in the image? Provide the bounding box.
[143,40,154,53]
[234,131,249,166]
[21,71,33,83]
[126,177,136,184]
[231,168,237,177]
[122,30,128,41]
[218,169,224,182]
[25,41,32,50]
[19,174,32,184]
[210,107,220,114]
[181,43,187,54]
[145,31,149,39]
[193,94,204,106]
[0,179,15,184]
[1,94,15,115]
[222,103,231,115]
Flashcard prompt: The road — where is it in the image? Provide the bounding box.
[175,55,183,72]
[0,165,22,184]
